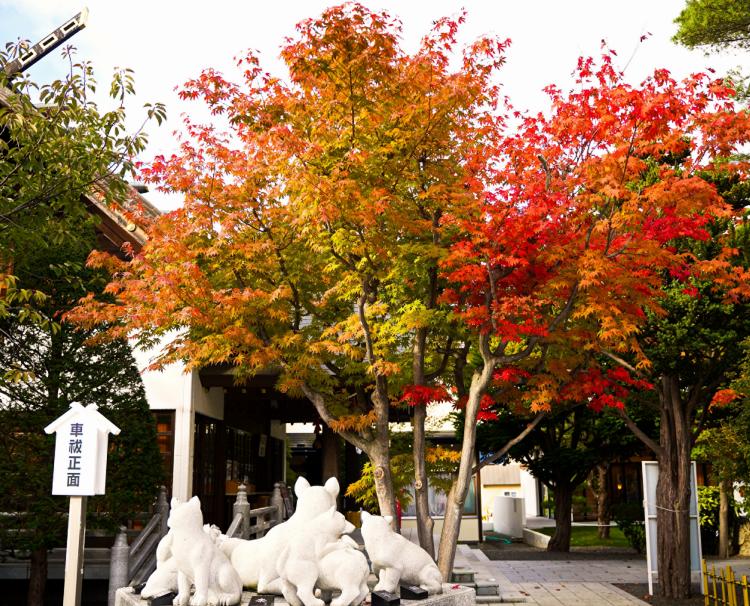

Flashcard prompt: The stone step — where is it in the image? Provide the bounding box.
[498,593,528,603]
[475,595,527,604]
[475,581,500,597]
[450,568,475,584]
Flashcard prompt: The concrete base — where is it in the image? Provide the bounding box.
[521,528,549,549]
[116,584,477,606]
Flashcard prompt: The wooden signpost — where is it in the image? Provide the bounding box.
[45,403,120,606]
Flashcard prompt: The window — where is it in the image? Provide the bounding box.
[225,427,254,492]
[402,475,478,517]
[153,411,174,492]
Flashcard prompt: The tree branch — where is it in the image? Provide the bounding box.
[472,411,548,474]
[616,407,662,456]
[299,383,372,453]
[600,349,646,379]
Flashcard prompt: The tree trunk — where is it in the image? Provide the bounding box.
[300,384,396,520]
[321,425,339,484]
[595,463,611,539]
[547,482,574,552]
[719,477,732,559]
[436,351,494,579]
[27,547,47,606]
[413,402,435,557]
[370,443,397,521]
[655,375,693,599]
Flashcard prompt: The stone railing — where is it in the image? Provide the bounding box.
[225,482,284,540]
[108,483,290,606]
[108,486,169,606]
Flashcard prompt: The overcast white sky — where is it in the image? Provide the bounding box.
[1,1,746,210]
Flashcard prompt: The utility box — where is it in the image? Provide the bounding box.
[493,496,525,538]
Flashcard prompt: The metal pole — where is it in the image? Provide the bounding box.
[63,495,87,606]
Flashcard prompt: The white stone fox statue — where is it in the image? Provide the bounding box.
[275,506,361,606]
[168,496,243,606]
[360,511,442,595]
[226,476,339,593]
[141,524,226,602]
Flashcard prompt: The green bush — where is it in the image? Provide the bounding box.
[697,485,741,555]
[698,486,721,529]
[612,502,646,554]
[572,493,591,519]
[541,497,555,517]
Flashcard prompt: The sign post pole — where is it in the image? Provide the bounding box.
[45,403,120,606]
[63,495,87,606]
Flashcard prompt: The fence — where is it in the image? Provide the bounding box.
[703,560,750,606]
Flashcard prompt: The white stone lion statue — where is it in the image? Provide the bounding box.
[168,496,243,606]
[360,511,442,595]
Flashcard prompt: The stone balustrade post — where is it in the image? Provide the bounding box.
[157,485,169,538]
[108,526,130,606]
[233,483,251,539]
[271,482,284,522]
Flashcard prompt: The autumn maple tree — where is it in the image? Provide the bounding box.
[71,3,507,566]
[442,51,750,593]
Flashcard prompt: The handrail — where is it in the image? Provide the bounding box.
[127,511,160,555]
[248,505,279,517]
[226,513,243,539]
[128,530,162,581]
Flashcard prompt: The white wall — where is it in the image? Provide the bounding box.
[400,516,480,542]
[520,467,539,517]
[132,341,222,501]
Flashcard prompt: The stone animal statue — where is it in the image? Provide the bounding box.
[315,537,370,606]
[228,476,339,593]
[275,507,359,606]
[168,496,243,606]
[360,511,442,595]
[141,524,226,601]
[141,542,177,601]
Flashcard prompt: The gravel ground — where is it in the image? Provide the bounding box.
[614,583,706,606]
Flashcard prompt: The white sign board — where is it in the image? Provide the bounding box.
[45,403,120,496]
[641,461,703,595]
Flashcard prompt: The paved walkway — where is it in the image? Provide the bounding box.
[400,525,750,605]
[452,544,648,604]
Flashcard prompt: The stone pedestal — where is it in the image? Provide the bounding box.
[116,584,476,606]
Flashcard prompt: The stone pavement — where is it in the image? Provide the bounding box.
[450,543,750,605]
[452,544,649,605]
